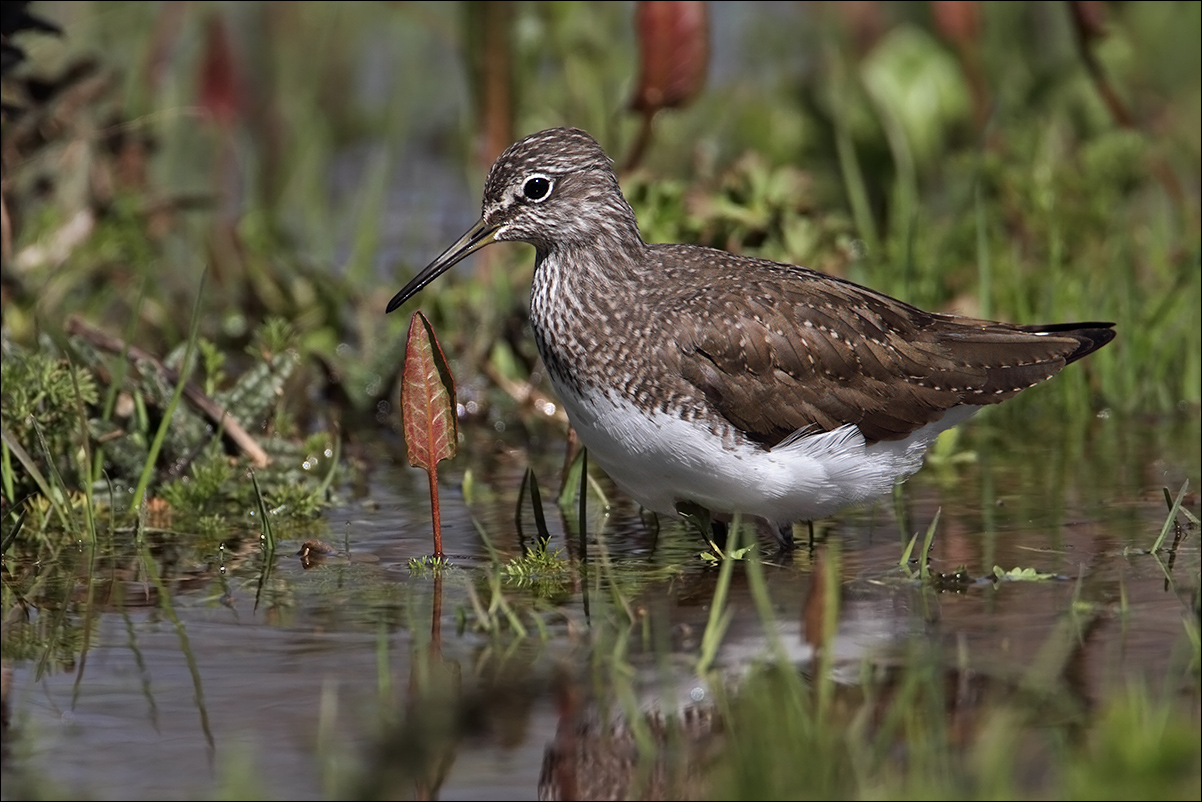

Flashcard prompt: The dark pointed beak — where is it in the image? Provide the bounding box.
[386,217,500,313]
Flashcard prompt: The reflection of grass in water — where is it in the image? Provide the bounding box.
[702,657,1200,799]
[529,529,1201,800]
[5,498,1195,800]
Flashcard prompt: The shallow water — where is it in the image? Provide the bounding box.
[1,415,1198,800]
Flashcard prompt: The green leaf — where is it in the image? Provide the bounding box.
[993,565,1057,582]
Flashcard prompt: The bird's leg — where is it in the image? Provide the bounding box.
[675,501,724,549]
[639,507,661,552]
[755,521,797,563]
[777,523,797,553]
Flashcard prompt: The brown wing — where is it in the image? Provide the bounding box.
[670,264,1113,446]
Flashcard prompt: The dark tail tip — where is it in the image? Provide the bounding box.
[1021,322,1116,364]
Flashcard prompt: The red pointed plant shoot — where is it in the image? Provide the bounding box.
[400,311,459,560]
[630,0,709,116]
[624,0,710,171]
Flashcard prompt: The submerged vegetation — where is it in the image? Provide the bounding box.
[1,1,1199,800]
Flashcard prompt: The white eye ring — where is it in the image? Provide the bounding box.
[521,174,554,202]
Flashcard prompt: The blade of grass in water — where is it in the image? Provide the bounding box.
[697,517,740,676]
[898,508,941,580]
[68,358,98,545]
[250,469,276,556]
[814,539,841,721]
[919,508,940,581]
[131,269,208,512]
[0,506,26,553]
[314,429,341,499]
[1152,479,1190,552]
[1,424,74,533]
[741,528,788,666]
[32,416,83,538]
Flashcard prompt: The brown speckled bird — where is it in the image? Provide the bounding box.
[387,127,1114,549]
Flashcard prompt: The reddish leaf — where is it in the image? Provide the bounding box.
[1067,0,1133,129]
[630,1,709,114]
[402,311,458,469]
[1068,0,1109,44]
[624,1,710,172]
[931,1,981,49]
[400,311,459,558]
[199,15,242,128]
[931,1,987,128]
[834,1,886,55]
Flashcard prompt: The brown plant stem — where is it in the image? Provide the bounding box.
[65,316,270,468]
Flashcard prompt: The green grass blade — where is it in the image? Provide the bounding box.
[130,269,207,511]
[698,517,741,676]
[1152,480,1189,552]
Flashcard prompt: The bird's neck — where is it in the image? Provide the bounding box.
[528,224,647,396]
[534,210,646,292]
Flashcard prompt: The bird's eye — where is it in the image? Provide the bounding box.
[522,175,553,201]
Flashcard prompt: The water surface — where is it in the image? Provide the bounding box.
[1,415,1198,800]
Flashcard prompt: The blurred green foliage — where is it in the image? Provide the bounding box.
[1,0,1199,517]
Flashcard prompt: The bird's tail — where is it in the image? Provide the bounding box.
[1016,322,1116,364]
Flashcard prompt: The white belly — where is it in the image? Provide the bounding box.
[554,382,978,526]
